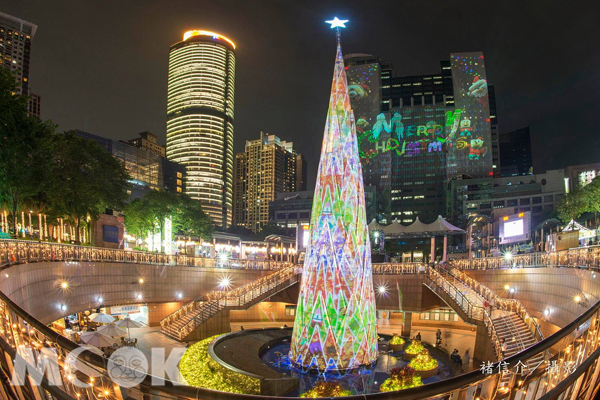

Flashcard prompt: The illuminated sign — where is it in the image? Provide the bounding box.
[499,212,531,245]
[103,225,119,243]
[578,170,597,187]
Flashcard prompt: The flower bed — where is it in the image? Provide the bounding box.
[388,334,406,352]
[300,381,353,398]
[404,340,425,361]
[379,367,423,392]
[179,335,260,394]
[408,349,439,379]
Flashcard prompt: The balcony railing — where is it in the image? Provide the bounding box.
[0,239,291,270]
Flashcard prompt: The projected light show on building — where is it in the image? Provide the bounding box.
[290,20,378,371]
[446,52,493,178]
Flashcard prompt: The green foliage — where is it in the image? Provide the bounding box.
[379,367,423,392]
[389,335,405,345]
[408,349,438,371]
[0,68,55,235]
[47,133,130,242]
[124,191,212,251]
[299,381,353,398]
[405,340,425,355]
[178,335,260,394]
[174,194,213,243]
[557,186,586,223]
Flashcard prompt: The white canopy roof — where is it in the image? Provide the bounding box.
[372,215,465,238]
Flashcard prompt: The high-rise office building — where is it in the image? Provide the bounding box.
[166,30,235,227]
[345,52,496,224]
[499,127,533,177]
[0,12,40,117]
[233,132,299,233]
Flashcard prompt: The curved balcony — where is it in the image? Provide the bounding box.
[0,240,598,400]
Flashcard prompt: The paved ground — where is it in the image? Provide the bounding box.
[133,320,479,378]
[134,326,186,381]
[212,328,291,378]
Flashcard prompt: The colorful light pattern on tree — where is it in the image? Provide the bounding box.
[290,38,378,371]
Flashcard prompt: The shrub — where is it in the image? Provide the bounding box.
[179,335,260,394]
[379,366,423,392]
[405,340,425,354]
[389,335,405,345]
[300,381,353,398]
[408,349,439,371]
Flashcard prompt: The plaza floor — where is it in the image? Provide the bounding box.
[132,320,479,379]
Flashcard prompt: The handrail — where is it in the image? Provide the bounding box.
[168,266,301,340]
[0,238,292,271]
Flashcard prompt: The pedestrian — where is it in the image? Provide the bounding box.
[436,329,442,346]
[416,332,422,341]
[500,339,508,358]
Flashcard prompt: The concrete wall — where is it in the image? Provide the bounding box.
[0,261,272,325]
[466,267,600,337]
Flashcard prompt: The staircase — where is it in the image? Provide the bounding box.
[160,266,302,341]
[448,268,547,390]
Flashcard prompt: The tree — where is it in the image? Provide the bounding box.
[47,133,130,243]
[557,186,586,223]
[123,198,155,244]
[174,195,213,253]
[0,68,56,236]
[582,177,600,214]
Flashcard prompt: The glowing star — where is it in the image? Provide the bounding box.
[326,17,348,29]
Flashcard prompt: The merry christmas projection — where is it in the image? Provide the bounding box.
[290,30,377,371]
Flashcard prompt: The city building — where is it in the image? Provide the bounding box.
[564,162,600,192]
[447,169,566,229]
[345,51,496,224]
[166,30,236,228]
[71,130,185,198]
[128,131,166,157]
[499,127,533,177]
[296,154,308,191]
[234,132,300,233]
[0,11,40,117]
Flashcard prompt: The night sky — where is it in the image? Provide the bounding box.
[4,1,599,188]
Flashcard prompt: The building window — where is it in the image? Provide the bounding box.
[520,198,530,205]
[176,187,182,193]
[285,305,296,316]
[288,213,297,219]
[177,172,183,178]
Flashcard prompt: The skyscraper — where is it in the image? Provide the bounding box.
[0,12,40,117]
[345,52,497,224]
[500,127,533,177]
[233,132,299,233]
[166,30,235,227]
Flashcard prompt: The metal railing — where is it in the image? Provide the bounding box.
[161,266,302,340]
[0,239,291,271]
[425,267,502,358]
[1,240,600,399]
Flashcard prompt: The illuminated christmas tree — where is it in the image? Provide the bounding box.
[290,19,378,371]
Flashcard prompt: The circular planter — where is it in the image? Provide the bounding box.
[388,343,405,352]
[404,351,419,361]
[413,365,438,379]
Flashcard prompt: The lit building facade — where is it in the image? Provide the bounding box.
[71,130,185,199]
[345,52,497,224]
[0,11,40,117]
[233,132,299,233]
[128,131,166,157]
[166,30,236,227]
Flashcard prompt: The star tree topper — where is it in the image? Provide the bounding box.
[325,17,348,29]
